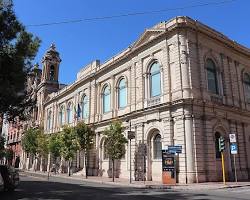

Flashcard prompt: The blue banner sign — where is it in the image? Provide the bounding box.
[167,145,182,154]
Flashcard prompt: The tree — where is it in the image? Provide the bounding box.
[21,127,41,170]
[74,121,94,178]
[48,133,62,160]
[37,132,49,171]
[104,121,128,182]
[0,0,41,120]
[48,133,63,174]
[60,126,79,176]
[21,128,39,156]
[5,148,14,165]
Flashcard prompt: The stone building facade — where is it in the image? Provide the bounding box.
[20,16,250,183]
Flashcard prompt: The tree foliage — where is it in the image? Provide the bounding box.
[74,121,94,178]
[5,148,14,162]
[0,0,41,119]
[104,121,128,160]
[21,128,40,156]
[75,122,94,151]
[104,121,128,181]
[48,133,63,159]
[37,132,49,157]
[60,126,79,161]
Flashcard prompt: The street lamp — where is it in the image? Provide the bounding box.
[126,119,135,184]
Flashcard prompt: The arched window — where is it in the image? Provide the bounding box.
[67,102,73,124]
[103,85,111,113]
[243,73,250,100]
[49,65,55,81]
[47,110,52,130]
[81,95,89,119]
[150,62,161,97]
[59,105,65,125]
[153,133,162,159]
[118,78,127,108]
[215,132,222,159]
[206,59,219,94]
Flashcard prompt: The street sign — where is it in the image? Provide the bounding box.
[230,143,238,154]
[229,133,237,143]
[167,145,182,154]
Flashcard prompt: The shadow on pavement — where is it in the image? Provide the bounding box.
[0,179,211,200]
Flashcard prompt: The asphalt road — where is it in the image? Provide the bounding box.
[1,175,250,200]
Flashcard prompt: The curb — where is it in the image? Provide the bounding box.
[20,171,146,188]
[20,171,250,190]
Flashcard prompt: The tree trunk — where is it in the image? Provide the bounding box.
[40,156,43,172]
[85,149,88,179]
[68,160,71,176]
[112,159,115,182]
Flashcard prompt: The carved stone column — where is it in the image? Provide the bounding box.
[184,114,195,183]
[179,32,191,98]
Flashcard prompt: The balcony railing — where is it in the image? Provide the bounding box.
[147,96,161,107]
[211,95,223,104]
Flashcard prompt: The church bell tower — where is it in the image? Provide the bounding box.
[41,43,61,88]
[36,44,61,125]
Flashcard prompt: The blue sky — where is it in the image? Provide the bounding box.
[13,0,249,85]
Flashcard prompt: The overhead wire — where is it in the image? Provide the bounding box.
[26,0,237,27]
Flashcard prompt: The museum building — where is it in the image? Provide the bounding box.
[19,16,250,183]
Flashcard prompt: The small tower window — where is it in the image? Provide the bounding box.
[49,65,55,81]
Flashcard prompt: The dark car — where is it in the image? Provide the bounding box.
[0,165,20,191]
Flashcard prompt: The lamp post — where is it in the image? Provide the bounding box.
[127,120,135,184]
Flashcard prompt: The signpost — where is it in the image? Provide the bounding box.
[127,130,135,184]
[166,145,182,154]
[230,143,238,182]
[229,134,236,143]
[162,150,176,184]
[162,145,182,184]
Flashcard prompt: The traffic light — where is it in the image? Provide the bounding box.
[219,137,225,152]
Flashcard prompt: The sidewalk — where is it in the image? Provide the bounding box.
[20,170,250,190]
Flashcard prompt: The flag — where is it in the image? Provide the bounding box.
[74,105,77,120]
[77,103,81,119]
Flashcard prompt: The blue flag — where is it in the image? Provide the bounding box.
[77,103,81,118]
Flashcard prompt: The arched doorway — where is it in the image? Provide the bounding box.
[147,129,162,181]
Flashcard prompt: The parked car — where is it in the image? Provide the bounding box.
[0,165,20,191]
[0,171,4,191]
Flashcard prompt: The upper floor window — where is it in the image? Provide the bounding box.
[67,102,73,124]
[59,105,65,126]
[47,110,52,130]
[206,59,219,94]
[103,85,111,113]
[243,73,250,100]
[150,62,161,97]
[81,95,89,119]
[49,65,55,81]
[153,133,162,159]
[118,78,127,108]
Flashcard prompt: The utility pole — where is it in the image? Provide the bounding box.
[127,119,135,184]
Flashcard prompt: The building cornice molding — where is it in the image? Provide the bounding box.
[44,16,250,105]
